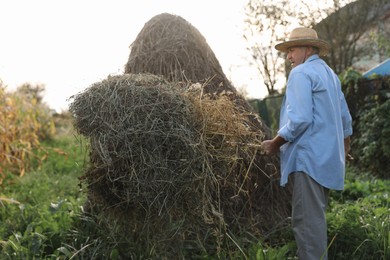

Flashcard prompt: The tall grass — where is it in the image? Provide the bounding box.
[0,84,55,180]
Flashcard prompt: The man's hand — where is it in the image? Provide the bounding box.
[262,140,278,155]
[262,135,287,155]
[344,136,354,161]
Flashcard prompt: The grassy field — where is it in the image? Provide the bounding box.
[0,129,389,259]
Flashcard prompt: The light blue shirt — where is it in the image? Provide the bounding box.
[278,55,353,190]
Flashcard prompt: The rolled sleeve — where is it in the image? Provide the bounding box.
[278,71,313,142]
[278,125,292,142]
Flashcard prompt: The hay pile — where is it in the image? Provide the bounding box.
[125,13,233,95]
[70,74,290,256]
[70,74,201,212]
[69,13,291,257]
[125,13,271,139]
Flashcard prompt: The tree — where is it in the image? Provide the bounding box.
[243,0,296,95]
[16,83,46,104]
[243,0,347,95]
[314,0,389,74]
[243,0,388,93]
[370,26,390,60]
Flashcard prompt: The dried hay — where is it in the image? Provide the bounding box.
[69,73,291,257]
[71,73,205,214]
[124,13,272,140]
[125,13,233,95]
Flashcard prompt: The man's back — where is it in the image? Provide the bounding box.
[278,54,352,190]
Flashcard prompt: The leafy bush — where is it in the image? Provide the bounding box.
[246,241,297,260]
[327,169,390,259]
[327,197,389,260]
[0,135,86,259]
[353,99,390,178]
[0,197,82,258]
[339,69,390,179]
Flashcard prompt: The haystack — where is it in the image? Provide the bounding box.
[125,13,272,139]
[122,11,290,233]
[124,13,233,95]
[70,74,290,257]
[69,13,291,258]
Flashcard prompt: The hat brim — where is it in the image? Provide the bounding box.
[275,39,330,56]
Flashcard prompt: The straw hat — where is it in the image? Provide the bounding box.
[275,27,330,56]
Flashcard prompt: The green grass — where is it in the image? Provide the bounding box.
[0,132,389,259]
[326,168,390,260]
[0,133,87,259]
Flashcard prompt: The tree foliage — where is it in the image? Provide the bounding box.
[339,71,389,179]
[370,29,390,58]
[15,83,46,104]
[353,93,390,179]
[340,70,390,179]
[243,0,389,94]
[243,0,295,95]
[314,0,389,74]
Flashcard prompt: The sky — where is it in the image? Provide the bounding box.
[0,0,270,112]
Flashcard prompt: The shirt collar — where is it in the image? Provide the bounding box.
[305,54,320,63]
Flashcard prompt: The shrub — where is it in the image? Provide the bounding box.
[328,169,390,259]
[327,197,389,260]
[0,135,86,259]
[353,99,390,178]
